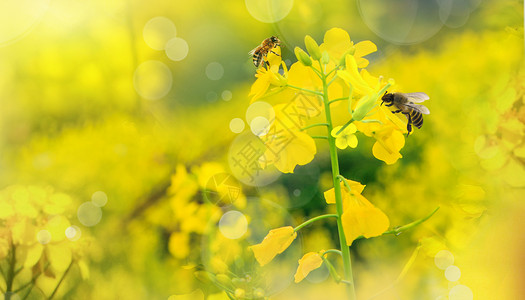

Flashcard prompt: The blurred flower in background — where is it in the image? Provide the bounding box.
[0,0,522,299]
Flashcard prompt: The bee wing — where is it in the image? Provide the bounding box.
[405,103,430,114]
[403,92,430,103]
[248,48,256,56]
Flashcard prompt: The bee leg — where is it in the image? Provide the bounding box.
[385,103,394,107]
[391,109,402,114]
[403,112,412,136]
[270,50,280,56]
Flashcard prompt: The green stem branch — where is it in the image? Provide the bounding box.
[294,214,338,232]
[300,123,330,131]
[311,136,329,140]
[322,249,343,257]
[328,97,348,105]
[355,207,440,241]
[47,260,74,300]
[286,84,323,96]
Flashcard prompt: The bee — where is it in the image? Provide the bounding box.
[381,92,430,135]
[249,36,281,68]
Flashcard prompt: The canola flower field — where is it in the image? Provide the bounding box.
[0,0,523,299]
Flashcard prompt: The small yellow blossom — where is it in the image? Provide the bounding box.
[324,179,365,207]
[294,250,325,283]
[331,124,358,149]
[337,54,375,96]
[372,126,405,165]
[250,226,297,266]
[249,47,286,102]
[324,178,389,245]
[318,28,377,66]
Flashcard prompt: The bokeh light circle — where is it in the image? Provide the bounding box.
[250,116,270,136]
[91,191,108,207]
[133,60,173,100]
[357,0,445,45]
[246,101,275,125]
[65,225,81,241]
[245,0,294,23]
[445,265,461,282]
[143,16,177,50]
[205,62,225,80]
[449,284,473,300]
[37,229,51,244]
[229,118,245,133]
[0,0,50,46]
[219,210,248,239]
[77,201,102,227]
[165,37,189,61]
[222,90,233,101]
[434,249,454,270]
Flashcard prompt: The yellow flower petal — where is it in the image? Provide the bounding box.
[294,251,324,283]
[331,126,343,137]
[341,195,390,245]
[338,55,374,95]
[335,136,348,149]
[262,130,317,173]
[372,129,405,164]
[250,226,297,266]
[319,28,353,61]
[347,134,358,148]
[354,40,377,68]
[47,243,72,272]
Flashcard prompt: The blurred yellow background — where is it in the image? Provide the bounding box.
[0,0,523,299]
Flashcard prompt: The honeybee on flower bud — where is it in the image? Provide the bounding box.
[381,92,430,135]
[249,36,281,68]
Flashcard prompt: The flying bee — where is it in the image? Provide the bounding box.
[249,36,281,68]
[381,92,430,135]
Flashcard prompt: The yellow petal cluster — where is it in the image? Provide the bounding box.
[332,124,358,149]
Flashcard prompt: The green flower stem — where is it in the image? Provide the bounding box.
[286,84,323,96]
[328,97,348,105]
[326,73,339,87]
[322,256,342,283]
[322,69,357,300]
[294,214,338,232]
[322,249,343,257]
[47,260,74,300]
[311,136,329,140]
[355,207,440,241]
[300,123,330,131]
[336,175,352,192]
[5,244,16,300]
[336,118,355,136]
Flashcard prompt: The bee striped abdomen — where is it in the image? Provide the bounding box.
[409,110,423,129]
[252,50,262,67]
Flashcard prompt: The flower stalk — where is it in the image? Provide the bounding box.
[294,214,338,232]
[321,65,357,300]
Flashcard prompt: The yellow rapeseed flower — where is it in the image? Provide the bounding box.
[250,226,297,266]
[324,178,389,245]
[372,126,405,165]
[318,28,377,66]
[249,47,287,102]
[331,124,358,149]
[294,250,324,283]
